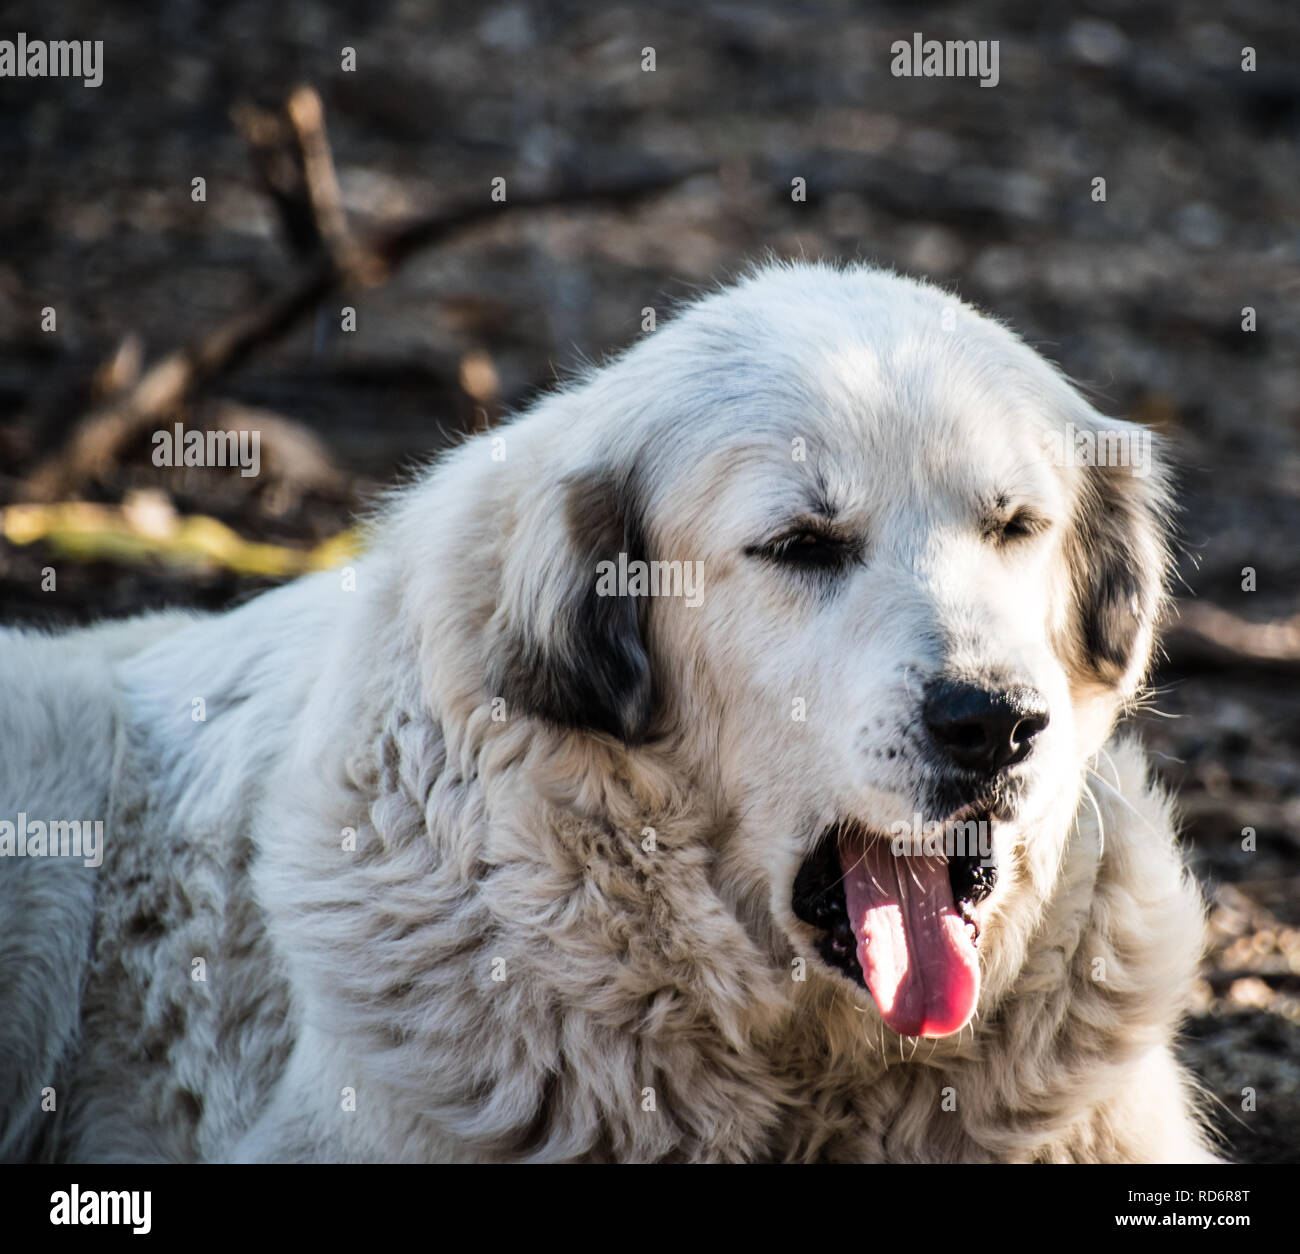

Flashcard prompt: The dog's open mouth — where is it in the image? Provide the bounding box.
[791,813,997,1039]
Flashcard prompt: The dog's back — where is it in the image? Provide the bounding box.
[0,615,190,1159]
[0,586,332,1161]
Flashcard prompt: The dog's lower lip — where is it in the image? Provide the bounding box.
[943,795,1002,827]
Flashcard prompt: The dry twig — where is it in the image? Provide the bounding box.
[22,86,710,501]
[1163,601,1300,671]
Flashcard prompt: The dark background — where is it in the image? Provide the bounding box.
[0,0,1297,1162]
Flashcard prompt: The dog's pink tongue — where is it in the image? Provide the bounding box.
[839,833,979,1039]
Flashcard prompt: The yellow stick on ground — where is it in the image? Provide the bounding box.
[1,500,360,577]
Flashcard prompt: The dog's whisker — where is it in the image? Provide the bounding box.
[1080,780,1106,863]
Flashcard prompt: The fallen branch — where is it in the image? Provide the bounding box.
[1,495,360,577]
[1162,601,1300,671]
[22,85,711,502]
[284,86,354,268]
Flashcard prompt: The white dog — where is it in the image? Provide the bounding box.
[0,262,1216,1162]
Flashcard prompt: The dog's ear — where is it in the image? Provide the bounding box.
[485,467,653,745]
[1063,420,1172,698]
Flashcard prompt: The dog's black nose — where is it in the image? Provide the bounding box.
[923,681,1049,775]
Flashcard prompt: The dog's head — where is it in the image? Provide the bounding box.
[479,262,1171,1042]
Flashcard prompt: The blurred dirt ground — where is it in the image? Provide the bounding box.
[0,1,1297,1162]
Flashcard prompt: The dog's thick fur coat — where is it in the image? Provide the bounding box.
[0,264,1215,1162]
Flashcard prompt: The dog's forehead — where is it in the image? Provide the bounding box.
[644,288,1066,530]
[666,267,1060,440]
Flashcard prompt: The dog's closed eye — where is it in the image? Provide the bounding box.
[745,524,861,573]
[984,508,1050,546]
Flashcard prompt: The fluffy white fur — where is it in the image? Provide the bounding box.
[0,263,1216,1163]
